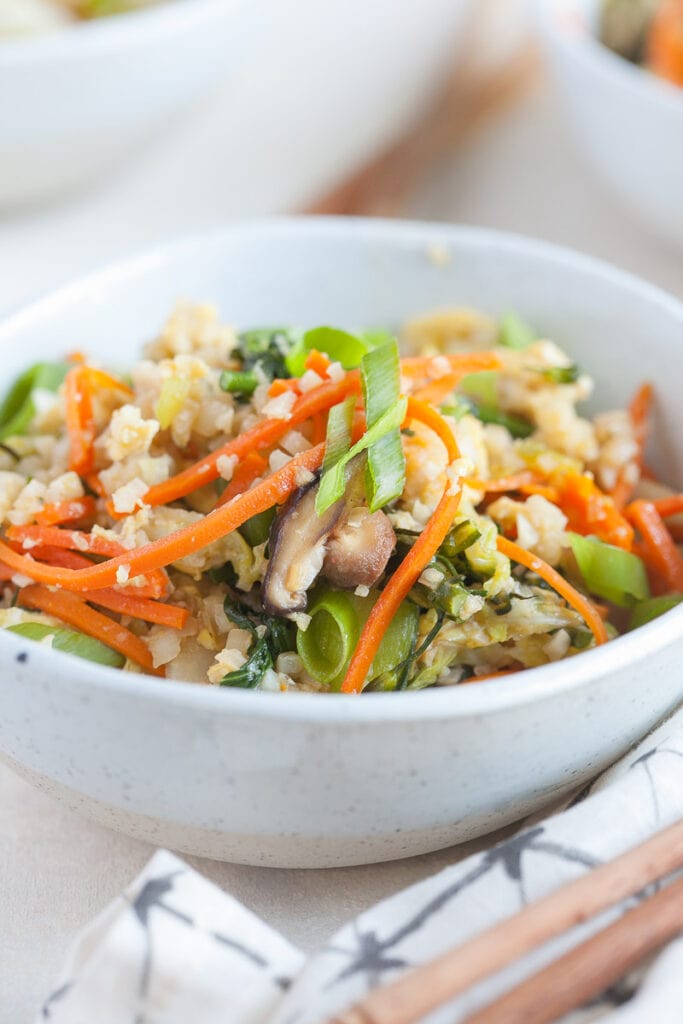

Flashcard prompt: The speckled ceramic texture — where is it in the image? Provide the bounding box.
[1,218,683,868]
[538,0,683,249]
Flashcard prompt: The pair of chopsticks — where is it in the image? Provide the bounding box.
[328,818,683,1024]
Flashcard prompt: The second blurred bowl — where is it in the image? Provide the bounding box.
[538,0,683,250]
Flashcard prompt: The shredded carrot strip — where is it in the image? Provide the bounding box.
[0,562,15,582]
[64,366,96,476]
[467,471,538,494]
[0,445,326,593]
[304,349,331,377]
[31,541,188,626]
[17,585,161,674]
[8,524,137,559]
[496,535,609,646]
[6,526,168,598]
[85,473,107,498]
[612,383,653,508]
[18,545,164,600]
[35,497,97,527]
[400,352,501,379]
[144,374,360,508]
[626,500,683,593]
[652,495,683,519]
[518,483,561,503]
[85,367,133,397]
[86,589,189,629]
[215,451,268,508]
[311,410,328,446]
[553,471,634,550]
[340,398,463,694]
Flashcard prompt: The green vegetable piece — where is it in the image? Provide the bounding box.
[439,520,481,558]
[440,396,477,422]
[460,370,499,405]
[361,340,406,512]
[569,532,650,607]
[220,638,273,688]
[6,623,125,668]
[540,364,580,385]
[499,312,537,350]
[236,327,303,383]
[302,326,370,371]
[315,398,407,515]
[630,595,683,630]
[475,404,533,439]
[219,369,259,397]
[322,396,355,474]
[239,506,276,548]
[296,589,418,690]
[0,362,69,442]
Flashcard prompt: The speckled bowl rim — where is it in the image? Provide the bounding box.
[537,0,683,114]
[2,216,683,723]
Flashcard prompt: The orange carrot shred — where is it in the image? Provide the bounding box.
[400,352,501,379]
[35,497,97,527]
[214,451,268,508]
[17,584,162,674]
[496,536,609,646]
[144,373,360,509]
[340,398,463,694]
[64,366,96,477]
[268,379,300,398]
[626,500,683,593]
[553,471,634,550]
[652,495,683,519]
[0,445,326,593]
[612,382,653,508]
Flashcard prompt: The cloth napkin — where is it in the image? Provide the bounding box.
[39,707,683,1024]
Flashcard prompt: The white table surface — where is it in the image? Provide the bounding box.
[1,69,682,1024]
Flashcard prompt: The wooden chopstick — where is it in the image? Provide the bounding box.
[466,870,683,1024]
[328,819,683,1024]
[304,44,540,219]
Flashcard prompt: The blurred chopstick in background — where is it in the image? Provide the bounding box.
[306,12,539,218]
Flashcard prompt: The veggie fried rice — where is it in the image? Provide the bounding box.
[1,304,681,693]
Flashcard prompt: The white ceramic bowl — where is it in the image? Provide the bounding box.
[1,217,683,868]
[0,0,257,208]
[537,0,683,249]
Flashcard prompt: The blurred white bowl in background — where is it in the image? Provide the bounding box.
[537,0,683,250]
[0,0,258,208]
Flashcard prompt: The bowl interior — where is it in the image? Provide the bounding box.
[1,217,683,717]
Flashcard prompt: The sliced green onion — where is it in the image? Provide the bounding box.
[499,312,537,350]
[458,371,532,437]
[315,397,407,515]
[432,579,469,618]
[630,595,683,630]
[569,532,650,607]
[361,340,406,512]
[296,589,418,690]
[6,622,125,668]
[539,364,580,385]
[0,362,70,442]
[322,396,355,474]
[219,369,259,397]
[439,520,481,558]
